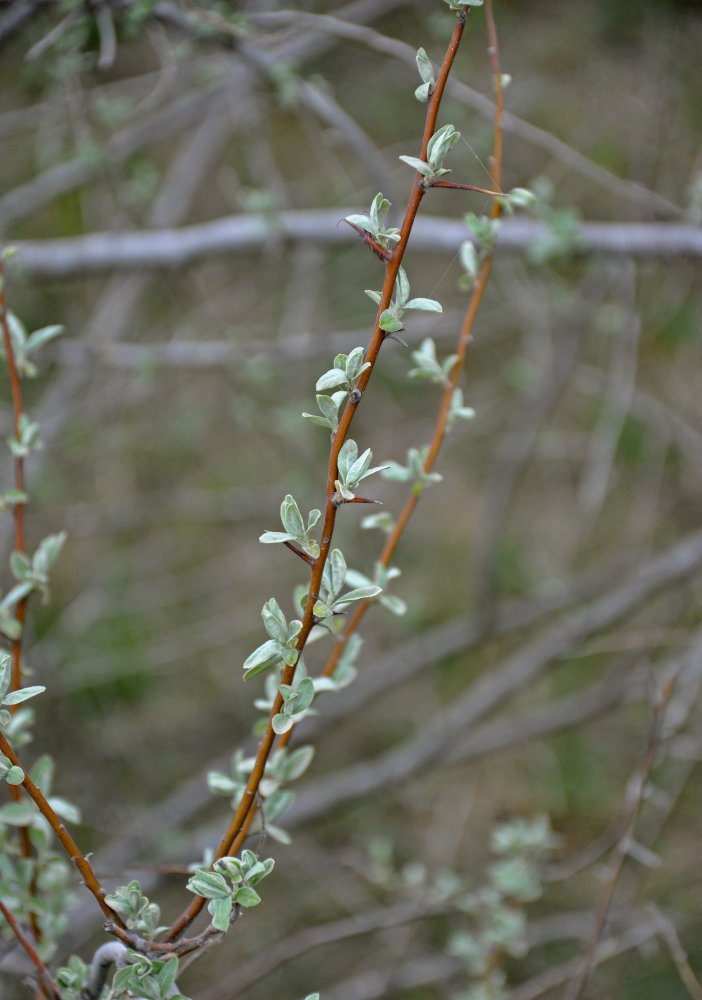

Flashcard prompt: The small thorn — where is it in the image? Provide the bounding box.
[384,332,408,348]
[283,541,314,565]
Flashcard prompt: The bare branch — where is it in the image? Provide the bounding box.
[9,215,702,279]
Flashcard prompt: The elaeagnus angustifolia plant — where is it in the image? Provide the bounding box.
[0,3,546,998]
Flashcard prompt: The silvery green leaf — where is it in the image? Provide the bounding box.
[186,870,230,899]
[344,213,373,233]
[261,598,287,642]
[415,338,438,363]
[6,311,27,352]
[265,788,294,822]
[280,494,304,539]
[259,530,296,544]
[0,581,34,611]
[398,154,434,178]
[379,311,403,333]
[243,639,284,676]
[25,324,64,354]
[215,856,243,880]
[10,550,31,581]
[345,447,373,486]
[48,795,81,824]
[334,585,382,607]
[234,885,261,907]
[346,347,368,381]
[427,124,460,170]
[0,655,9,698]
[365,289,382,305]
[395,267,410,307]
[294,677,315,712]
[416,47,435,85]
[282,744,315,781]
[2,685,45,706]
[207,771,238,795]
[442,353,459,377]
[302,411,333,429]
[405,297,442,312]
[0,801,34,822]
[381,461,413,482]
[369,192,387,235]
[307,508,321,531]
[287,619,303,642]
[326,547,347,598]
[208,895,233,931]
[272,713,294,734]
[361,510,394,532]
[460,239,480,278]
[448,388,476,426]
[4,765,24,785]
[283,646,299,666]
[506,186,535,210]
[465,212,501,247]
[316,393,343,431]
[316,368,349,391]
[312,599,333,619]
[380,593,407,616]
[32,531,67,576]
[156,956,179,996]
[337,439,358,481]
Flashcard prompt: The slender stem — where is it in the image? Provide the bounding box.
[0,732,126,931]
[565,674,675,1000]
[163,8,471,943]
[309,0,507,692]
[0,258,38,925]
[0,900,60,1000]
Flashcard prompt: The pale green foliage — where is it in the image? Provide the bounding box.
[381,445,443,493]
[447,815,556,996]
[315,346,370,394]
[408,337,459,386]
[302,390,347,432]
[366,266,442,334]
[7,412,42,459]
[112,950,189,1000]
[259,493,321,558]
[442,0,483,8]
[0,653,45,729]
[399,123,461,184]
[187,850,274,931]
[345,563,406,617]
[55,955,88,1000]
[309,547,382,622]
[447,388,476,428]
[208,744,315,843]
[242,596,303,680]
[344,192,400,251]
[415,46,436,102]
[105,880,166,939]
[0,310,63,378]
[334,439,386,502]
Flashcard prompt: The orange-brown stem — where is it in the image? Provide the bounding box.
[163,8,471,943]
[0,900,59,999]
[0,732,124,930]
